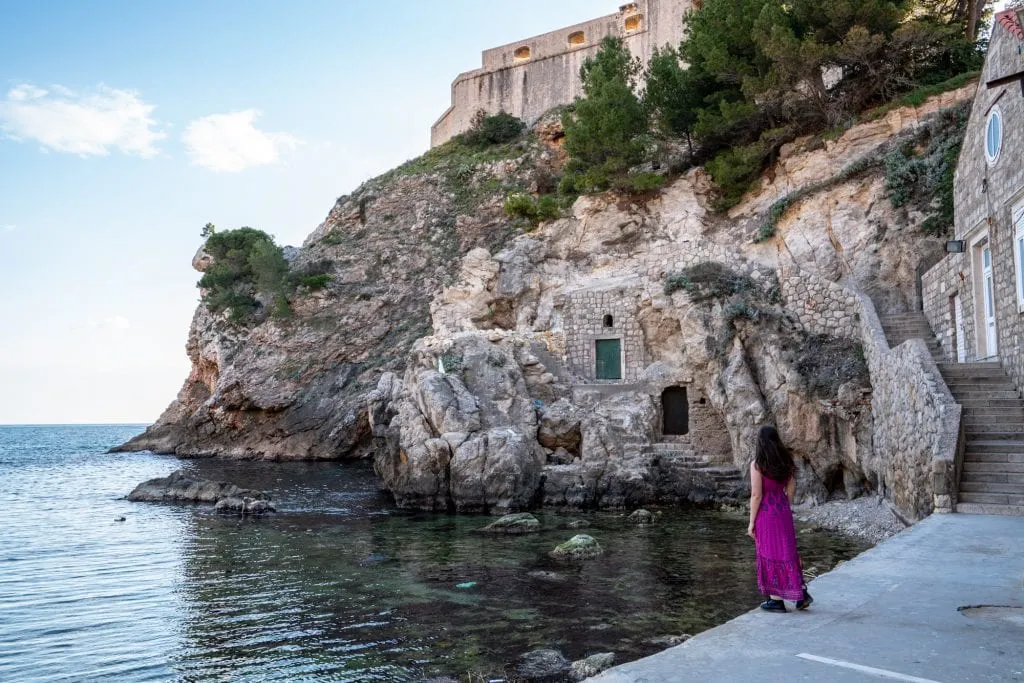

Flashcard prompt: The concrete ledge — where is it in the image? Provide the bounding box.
[589,514,1024,682]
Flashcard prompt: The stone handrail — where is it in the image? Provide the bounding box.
[782,267,963,519]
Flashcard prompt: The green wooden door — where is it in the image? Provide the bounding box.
[595,339,622,380]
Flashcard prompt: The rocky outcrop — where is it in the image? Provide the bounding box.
[116,135,560,460]
[127,86,974,519]
[127,469,275,514]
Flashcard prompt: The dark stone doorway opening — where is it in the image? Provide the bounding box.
[662,386,689,435]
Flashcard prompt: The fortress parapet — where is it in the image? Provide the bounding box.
[431,0,692,147]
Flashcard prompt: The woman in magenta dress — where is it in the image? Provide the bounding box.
[746,425,812,612]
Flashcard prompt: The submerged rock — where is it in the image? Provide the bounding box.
[128,469,274,515]
[628,509,654,525]
[645,633,692,649]
[550,534,603,560]
[214,497,275,515]
[480,512,541,534]
[515,648,571,682]
[563,518,590,529]
[570,652,616,681]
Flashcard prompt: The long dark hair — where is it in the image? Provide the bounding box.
[754,425,795,482]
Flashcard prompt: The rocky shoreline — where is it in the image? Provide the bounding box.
[794,496,908,545]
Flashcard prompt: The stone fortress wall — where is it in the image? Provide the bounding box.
[431,0,692,147]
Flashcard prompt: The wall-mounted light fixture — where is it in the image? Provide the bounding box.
[945,240,966,253]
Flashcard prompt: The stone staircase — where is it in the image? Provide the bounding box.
[879,311,1024,516]
[636,437,746,499]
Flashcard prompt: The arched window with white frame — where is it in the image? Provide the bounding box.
[985,106,1003,164]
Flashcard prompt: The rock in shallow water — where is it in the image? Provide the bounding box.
[645,633,692,648]
[515,648,571,682]
[128,469,274,515]
[549,534,603,560]
[628,508,654,525]
[213,497,275,515]
[479,512,541,534]
[570,652,616,681]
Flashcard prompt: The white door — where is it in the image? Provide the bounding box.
[983,245,998,358]
[954,294,967,363]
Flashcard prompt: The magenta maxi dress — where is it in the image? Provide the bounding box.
[755,475,804,601]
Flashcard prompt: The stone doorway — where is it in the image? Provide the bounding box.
[662,386,689,436]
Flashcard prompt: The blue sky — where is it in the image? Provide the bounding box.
[0,0,602,424]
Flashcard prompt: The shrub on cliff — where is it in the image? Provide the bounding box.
[561,37,650,193]
[657,0,984,210]
[504,193,561,227]
[461,110,526,147]
[198,227,292,323]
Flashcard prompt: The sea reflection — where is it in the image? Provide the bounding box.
[170,459,864,681]
[0,429,867,682]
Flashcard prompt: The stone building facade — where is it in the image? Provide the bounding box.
[923,9,1024,393]
[561,283,647,383]
[431,0,692,146]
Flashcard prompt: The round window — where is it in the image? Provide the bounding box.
[985,107,1003,164]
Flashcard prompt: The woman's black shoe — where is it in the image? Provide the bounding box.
[796,587,814,610]
[760,599,787,612]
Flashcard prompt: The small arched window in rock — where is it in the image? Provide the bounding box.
[514,46,531,61]
[568,31,586,46]
[624,15,642,32]
[603,314,614,328]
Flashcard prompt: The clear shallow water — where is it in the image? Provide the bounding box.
[0,425,868,681]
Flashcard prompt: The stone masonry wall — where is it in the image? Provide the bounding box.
[921,253,967,363]
[431,0,691,146]
[780,270,860,339]
[563,286,647,382]
[783,267,962,519]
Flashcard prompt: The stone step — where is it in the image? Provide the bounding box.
[961,407,1024,417]
[963,423,1024,433]
[882,327,936,335]
[885,336,938,344]
[958,491,1024,506]
[962,460,1024,473]
[939,366,1010,377]
[942,380,1018,390]
[960,481,1024,494]
[655,455,706,465]
[950,390,1021,399]
[965,431,1024,441]
[964,446,1024,458]
[956,502,1024,515]
[648,442,695,452]
[960,470,1024,484]
[958,398,1024,408]
[939,361,1003,368]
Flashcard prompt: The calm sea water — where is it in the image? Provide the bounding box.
[0,425,867,681]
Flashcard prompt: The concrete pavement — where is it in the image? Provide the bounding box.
[590,514,1024,682]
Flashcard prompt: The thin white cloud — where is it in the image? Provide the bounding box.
[84,316,132,330]
[182,109,300,172]
[0,83,164,157]
[2,224,15,233]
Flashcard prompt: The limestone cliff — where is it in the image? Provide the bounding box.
[117,134,562,459]
[121,85,974,517]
